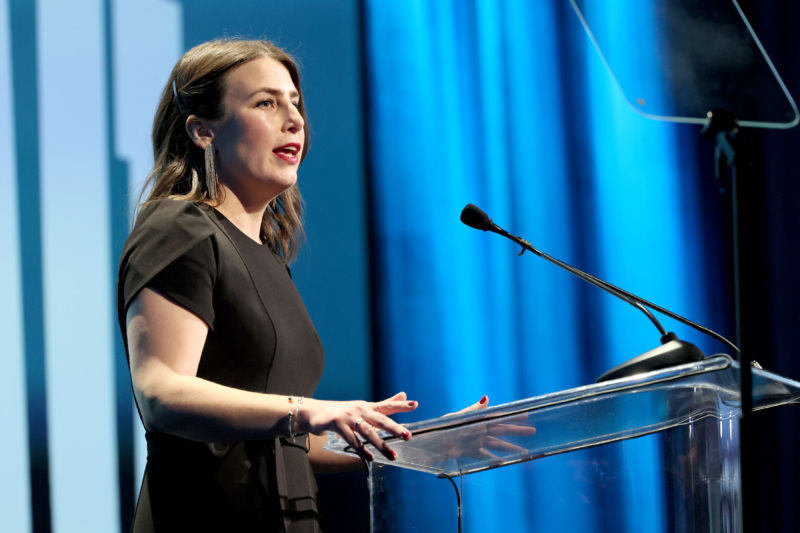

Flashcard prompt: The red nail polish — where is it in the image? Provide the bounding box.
[480,395,488,405]
[408,401,416,407]
[402,430,410,439]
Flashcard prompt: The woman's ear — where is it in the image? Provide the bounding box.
[185,115,214,150]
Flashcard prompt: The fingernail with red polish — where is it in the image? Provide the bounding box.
[401,430,410,440]
[479,395,488,405]
[408,401,417,407]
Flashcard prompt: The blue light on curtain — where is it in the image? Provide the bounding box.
[582,4,682,530]
[365,0,711,531]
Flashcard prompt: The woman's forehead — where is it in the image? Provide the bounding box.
[225,57,297,100]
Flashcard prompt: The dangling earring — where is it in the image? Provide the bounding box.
[204,144,218,199]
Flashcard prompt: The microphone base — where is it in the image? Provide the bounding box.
[595,338,706,383]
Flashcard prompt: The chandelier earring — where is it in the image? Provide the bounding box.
[204,144,219,200]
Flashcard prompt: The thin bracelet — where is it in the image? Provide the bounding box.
[287,396,304,439]
[287,410,295,439]
[287,396,296,438]
[292,397,304,438]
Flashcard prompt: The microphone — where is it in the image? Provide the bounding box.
[460,203,737,382]
[460,204,493,231]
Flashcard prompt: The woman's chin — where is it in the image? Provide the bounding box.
[227,174,298,201]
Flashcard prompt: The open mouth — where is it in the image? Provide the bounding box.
[273,143,301,163]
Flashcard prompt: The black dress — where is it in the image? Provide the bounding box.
[117,199,325,532]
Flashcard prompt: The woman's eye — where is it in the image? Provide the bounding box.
[292,101,300,108]
[258,99,275,108]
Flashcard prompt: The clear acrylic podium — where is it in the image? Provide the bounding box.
[325,355,800,532]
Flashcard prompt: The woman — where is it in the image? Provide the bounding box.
[117,39,425,532]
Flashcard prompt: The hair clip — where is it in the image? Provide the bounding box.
[172,79,186,116]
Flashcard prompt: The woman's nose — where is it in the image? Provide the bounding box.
[285,104,304,133]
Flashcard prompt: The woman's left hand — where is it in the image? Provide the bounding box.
[444,395,537,461]
[446,395,490,416]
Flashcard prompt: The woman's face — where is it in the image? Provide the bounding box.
[211,56,305,202]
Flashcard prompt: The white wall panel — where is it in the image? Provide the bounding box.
[38,0,118,530]
[111,0,183,491]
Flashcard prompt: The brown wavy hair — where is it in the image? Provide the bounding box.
[140,38,309,263]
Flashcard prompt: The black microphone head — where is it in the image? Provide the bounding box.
[460,204,491,231]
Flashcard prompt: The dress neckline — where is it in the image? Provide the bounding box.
[208,205,265,246]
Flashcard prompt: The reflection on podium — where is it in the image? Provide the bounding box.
[326,356,800,532]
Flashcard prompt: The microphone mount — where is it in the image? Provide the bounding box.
[460,203,738,382]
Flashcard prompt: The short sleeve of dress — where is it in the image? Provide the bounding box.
[117,200,219,332]
[148,238,216,327]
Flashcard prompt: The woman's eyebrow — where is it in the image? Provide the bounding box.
[248,86,300,99]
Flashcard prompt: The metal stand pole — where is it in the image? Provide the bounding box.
[702,110,756,532]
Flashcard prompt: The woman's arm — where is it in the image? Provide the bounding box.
[306,395,493,472]
[127,287,417,460]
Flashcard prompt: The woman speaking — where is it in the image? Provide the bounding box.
[117,38,421,532]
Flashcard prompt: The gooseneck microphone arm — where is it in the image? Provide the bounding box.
[491,221,670,338]
[460,203,739,356]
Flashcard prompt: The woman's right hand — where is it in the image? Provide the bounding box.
[298,392,418,462]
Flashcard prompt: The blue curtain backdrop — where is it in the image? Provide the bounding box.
[363,0,732,530]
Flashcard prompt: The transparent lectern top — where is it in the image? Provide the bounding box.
[325,355,800,477]
[570,0,799,128]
